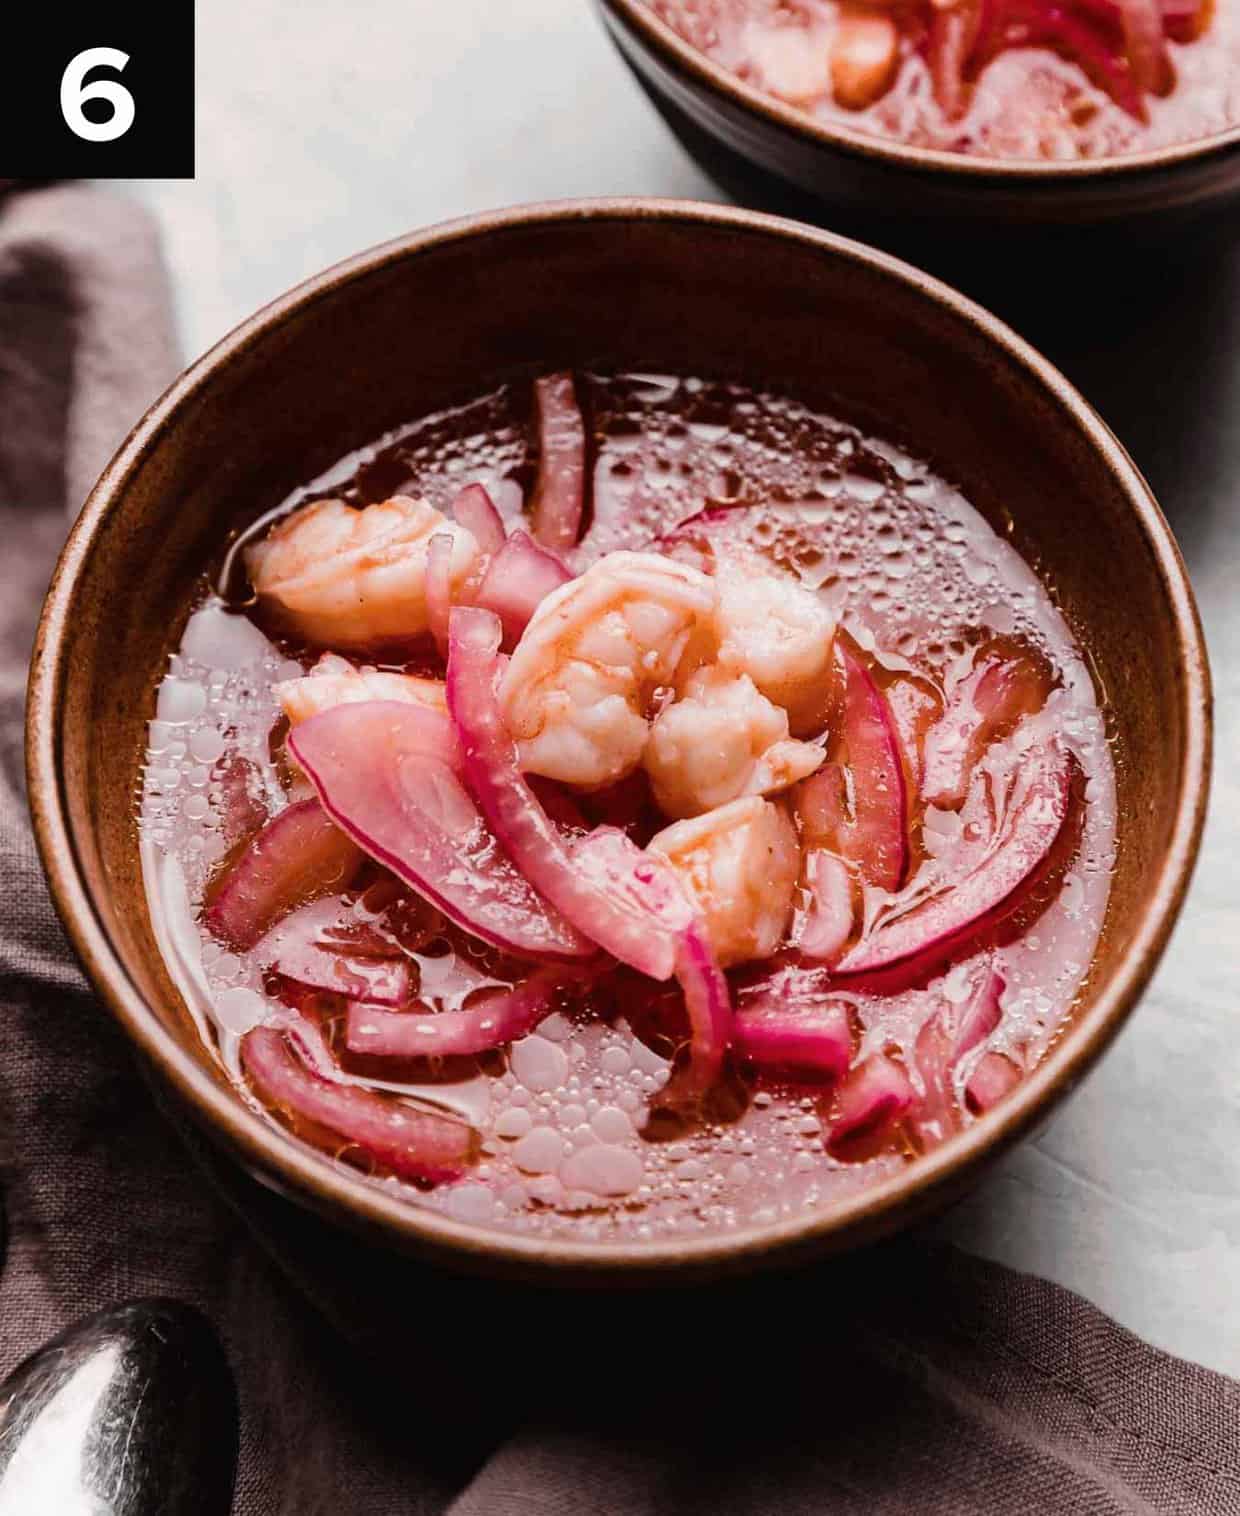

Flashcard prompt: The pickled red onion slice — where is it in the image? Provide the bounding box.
[241,1024,477,1183]
[289,701,592,962]
[446,607,691,980]
[529,372,586,552]
[951,964,1007,1060]
[261,897,412,1005]
[1115,0,1173,92]
[452,482,506,557]
[656,920,734,1109]
[923,647,1052,809]
[474,529,572,646]
[826,1054,914,1155]
[927,0,983,119]
[796,643,909,892]
[966,1050,1024,1112]
[838,742,1072,976]
[216,753,268,846]
[1017,6,1148,118]
[734,997,852,1081]
[204,797,364,951]
[797,849,855,963]
[911,964,1005,1145]
[346,967,572,1059]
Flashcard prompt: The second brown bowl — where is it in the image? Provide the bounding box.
[596,0,1240,228]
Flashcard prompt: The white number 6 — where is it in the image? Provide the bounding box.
[61,48,135,143]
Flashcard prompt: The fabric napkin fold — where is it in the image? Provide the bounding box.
[1,182,1237,1516]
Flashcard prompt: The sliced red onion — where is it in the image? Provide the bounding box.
[841,645,909,889]
[1024,6,1148,118]
[289,700,593,962]
[474,529,572,646]
[529,373,586,552]
[734,997,852,1082]
[796,644,908,892]
[346,967,570,1059]
[204,798,363,951]
[923,647,1052,809]
[911,964,1006,1146]
[241,1024,477,1183]
[884,676,942,793]
[838,742,1072,977]
[927,0,983,119]
[287,687,461,773]
[797,850,855,963]
[952,964,1006,1061]
[259,896,411,1005]
[216,753,269,846]
[425,531,455,659]
[656,920,733,1109]
[826,1054,913,1156]
[446,608,691,979]
[451,482,506,557]
[1115,0,1172,93]
[966,1051,1023,1113]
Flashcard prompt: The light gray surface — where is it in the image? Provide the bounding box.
[110,0,1239,1374]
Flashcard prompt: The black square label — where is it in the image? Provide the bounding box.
[0,2,194,179]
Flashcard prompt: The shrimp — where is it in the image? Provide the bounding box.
[741,19,832,105]
[649,796,799,967]
[830,5,899,111]
[645,667,825,819]
[274,652,447,727]
[245,495,479,651]
[499,550,716,790]
[709,549,836,736]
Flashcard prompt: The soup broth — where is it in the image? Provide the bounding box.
[140,372,1116,1243]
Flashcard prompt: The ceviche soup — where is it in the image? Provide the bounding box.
[140,371,1116,1243]
[647,0,1236,159]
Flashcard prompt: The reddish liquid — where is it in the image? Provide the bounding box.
[141,372,1116,1242]
[649,0,1237,159]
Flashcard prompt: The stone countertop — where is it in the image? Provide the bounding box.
[112,0,1240,1376]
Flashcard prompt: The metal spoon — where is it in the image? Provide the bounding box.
[0,1300,238,1514]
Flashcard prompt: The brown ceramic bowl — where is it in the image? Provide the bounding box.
[596,0,1240,227]
[27,200,1209,1282]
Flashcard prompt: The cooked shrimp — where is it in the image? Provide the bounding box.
[246,495,479,651]
[274,652,447,727]
[645,667,825,819]
[709,549,837,736]
[830,5,899,111]
[741,20,831,104]
[649,796,799,967]
[499,550,716,790]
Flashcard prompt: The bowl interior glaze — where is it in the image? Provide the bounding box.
[28,202,1210,1281]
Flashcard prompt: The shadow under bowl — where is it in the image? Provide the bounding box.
[596,0,1240,230]
[27,199,1210,1283]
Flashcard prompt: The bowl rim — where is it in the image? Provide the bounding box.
[598,0,1240,184]
[27,197,1211,1278]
